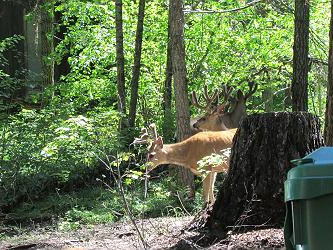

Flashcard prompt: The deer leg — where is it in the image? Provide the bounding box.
[202,173,211,204]
[209,172,217,203]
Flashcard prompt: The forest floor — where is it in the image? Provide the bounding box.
[0,216,284,250]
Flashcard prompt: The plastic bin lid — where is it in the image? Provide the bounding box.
[285,147,333,201]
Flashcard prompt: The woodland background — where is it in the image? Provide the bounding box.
[0,0,331,236]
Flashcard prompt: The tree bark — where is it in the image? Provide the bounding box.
[128,0,146,129]
[0,1,24,77]
[169,0,195,197]
[115,0,127,130]
[54,10,70,81]
[291,0,310,111]
[40,5,55,88]
[325,0,333,146]
[205,112,324,233]
[262,88,273,112]
[162,3,174,143]
[284,84,292,111]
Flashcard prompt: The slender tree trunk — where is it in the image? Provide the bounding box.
[54,11,70,81]
[128,0,146,129]
[204,112,324,234]
[115,0,127,130]
[40,7,54,87]
[291,0,310,111]
[162,4,174,143]
[262,87,273,112]
[284,84,292,110]
[169,0,195,197]
[325,0,333,145]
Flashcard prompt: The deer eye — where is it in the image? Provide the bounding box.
[148,152,156,160]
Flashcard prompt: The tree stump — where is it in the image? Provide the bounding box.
[205,112,324,233]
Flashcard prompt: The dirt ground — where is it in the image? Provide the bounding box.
[0,216,285,250]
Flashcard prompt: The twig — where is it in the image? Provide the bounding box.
[183,0,265,14]
[144,166,148,199]
[115,159,149,249]
[178,237,202,250]
[95,153,150,249]
[253,86,290,110]
[176,191,191,216]
[309,57,328,66]
[226,218,272,229]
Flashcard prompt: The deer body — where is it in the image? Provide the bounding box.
[147,128,237,203]
[148,130,235,173]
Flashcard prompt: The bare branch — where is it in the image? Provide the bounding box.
[183,0,265,14]
[244,81,258,100]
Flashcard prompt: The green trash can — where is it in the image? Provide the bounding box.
[284,147,333,250]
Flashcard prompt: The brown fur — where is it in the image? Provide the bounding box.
[147,129,237,203]
[193,83,257,131]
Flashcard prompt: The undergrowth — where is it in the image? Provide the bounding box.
[1,176,203,235]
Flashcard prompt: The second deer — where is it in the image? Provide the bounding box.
[192,81,257,131]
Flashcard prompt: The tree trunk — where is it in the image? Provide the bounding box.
[205,112,324,233]
[169,0,195,197]
[284,84,292,111]
[325,0,333,146]
[54,11,70,82]
[0,1,24,77]
[115,0,127,130]
[262,87,273,112]
[291,0,310,111]
[128,0,146,129]
[162,3,174,143]
[40,5,55,88]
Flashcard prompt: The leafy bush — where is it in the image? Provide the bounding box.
[0,105,121,212]
[0,35,26,115]
[6,177,202,231]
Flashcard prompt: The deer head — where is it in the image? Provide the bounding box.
[192,84,234,131]
[133,123,167,171]
[193,81,257,131]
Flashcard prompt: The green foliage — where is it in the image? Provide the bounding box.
[6,178,202,231]
[0,35,25,114]
[0,106,120,211]
[197,148,231,178]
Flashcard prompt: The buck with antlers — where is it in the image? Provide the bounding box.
[192,81,257,131]
[133,123,237,204]
[190,84,233,133]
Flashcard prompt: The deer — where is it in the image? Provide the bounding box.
[192,81,257,131]
[190,84,234,133]
[133,123,237,204]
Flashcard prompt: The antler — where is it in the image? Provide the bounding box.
[149,123,158,140]
[221,85,233,103]
[132,123,159,145]
[191,85,219,114]
[215,84,234,113]
[244,81,258,100]
[132,127,150,145]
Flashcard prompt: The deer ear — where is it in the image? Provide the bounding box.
[156,136,164,148]
[237,90,244,100]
